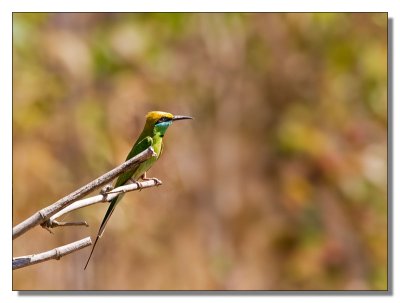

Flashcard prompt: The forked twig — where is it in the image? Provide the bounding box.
[12,147,156,239]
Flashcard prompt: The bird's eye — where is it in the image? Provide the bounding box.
[157,117,169,124]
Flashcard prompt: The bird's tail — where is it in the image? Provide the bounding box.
[84,234,101,270]
[84,196,118,270]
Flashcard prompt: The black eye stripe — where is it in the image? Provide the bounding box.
[157,117,170,124]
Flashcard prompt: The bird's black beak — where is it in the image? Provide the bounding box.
[172,115,193,121]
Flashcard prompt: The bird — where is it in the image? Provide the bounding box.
[84,111,193,270]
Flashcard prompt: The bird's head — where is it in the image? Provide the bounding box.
[145,111,193,137]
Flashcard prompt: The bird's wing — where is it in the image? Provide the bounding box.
[84,136,153,270]
[99,136,153,235]
[115,136,153,187]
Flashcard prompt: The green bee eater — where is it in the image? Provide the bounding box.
[84,111,193,269]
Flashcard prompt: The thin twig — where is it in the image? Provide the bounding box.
[12,237,92,270]
[12,147,156,239]
[48,220,89,228]
[42,179,162,229]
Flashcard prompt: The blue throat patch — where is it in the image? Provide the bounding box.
[154,121,172,137]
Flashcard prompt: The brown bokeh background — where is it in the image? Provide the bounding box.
[12,13,388,290]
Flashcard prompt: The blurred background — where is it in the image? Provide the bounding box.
[12,13,387,290]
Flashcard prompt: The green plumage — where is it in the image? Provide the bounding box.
[84,111,192,270]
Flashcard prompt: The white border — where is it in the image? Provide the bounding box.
[1,1,398,302]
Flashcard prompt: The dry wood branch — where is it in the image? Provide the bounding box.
[43,179,162,229]
[45,220,89,230]
[12,147,156,239]
[12,237,92,270]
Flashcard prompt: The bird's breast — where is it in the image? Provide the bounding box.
[152,138,163,158]
[132,137,162,180]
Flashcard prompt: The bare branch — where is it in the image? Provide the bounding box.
[12,147,156,239]
[49,220,89,228]
[12,237,92,270]
[42,179,162,229]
